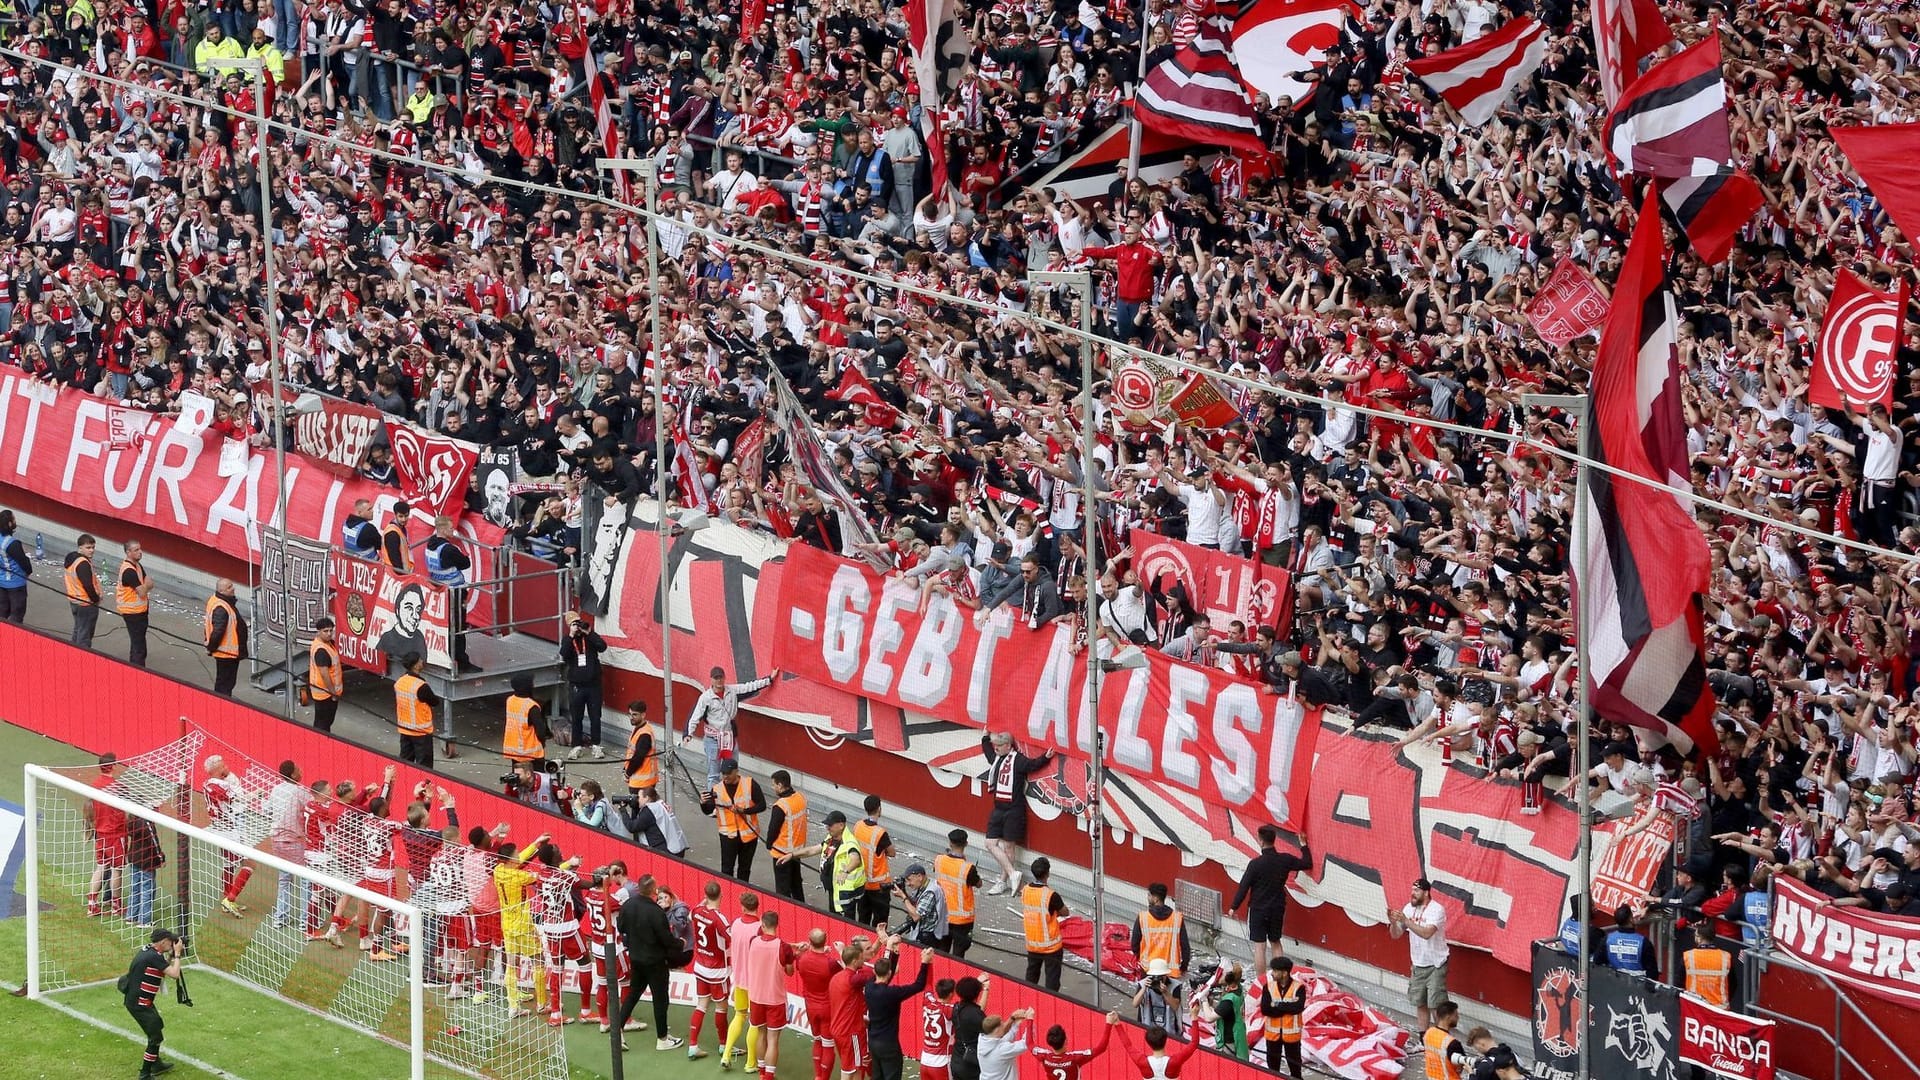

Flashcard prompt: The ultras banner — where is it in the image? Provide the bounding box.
[771,543,1322,830]
[1679,995,1774,1080]
[1128,527,1293,632]
[1772,874,1920,1008]
[329,552,454,672]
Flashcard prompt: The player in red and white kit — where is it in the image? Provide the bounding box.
[204,756,256,918]
[795,929,847,1080]
[84,754,127,918]
[323,771,399,958]
[1032,1011,1119,1080]
[578,862,629,1025]
[301,778,343,938]
[920,978,959,1080]
[828,935,890,1080]
[532,850,589,1028]
[687,880,732,1059]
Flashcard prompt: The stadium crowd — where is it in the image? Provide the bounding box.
[2,0,1920,999]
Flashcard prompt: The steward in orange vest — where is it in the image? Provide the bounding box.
[308,616,346,733]
[1021,856,1068,991]
[204,578,248,697]
[1258,956,1307,1080]
[1132,882,1191,978]
[502,673,551,764]
[393,651,441,768]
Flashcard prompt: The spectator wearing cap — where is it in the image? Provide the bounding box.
[890,863,949,948]
[1388,875,1449,1031]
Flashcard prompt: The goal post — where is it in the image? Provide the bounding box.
[23,762,429,1080]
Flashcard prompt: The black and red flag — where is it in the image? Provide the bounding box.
[1575,194,1717,754]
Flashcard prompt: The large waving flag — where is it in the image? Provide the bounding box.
[1605,35,1731,179]
[1233,0,1361,107]
[1592,0,1673,107]
[1656,165,1762,265]
[577,13,631,203]
[1831,123,1920,247]
[1136,0,1269,156]
[905,0,972,187]
[1576,194,1716,754]
[1405,17,1548,127]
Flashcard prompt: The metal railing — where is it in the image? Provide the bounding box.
[1739,945,1920,1080]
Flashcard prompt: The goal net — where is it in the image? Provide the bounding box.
[22,735,571,1080]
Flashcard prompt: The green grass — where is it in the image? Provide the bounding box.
[0,721,837,1080]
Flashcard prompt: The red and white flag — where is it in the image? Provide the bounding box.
[1167,371,1242,429]
[1136,0,1269,157]
[1832,123,1920,247]
[1657,166,1763,266]
[385,421,479,521]
[1591,0,1672,107]
[672,425,711,511]
[1523,258,1609,347]
[905,0,970,188]
[1811,269,1906,412]
[1233,0,1360,107]
[1405,18,1548,127]
[578,11,630,203]
[106,404,149,450]
[734,416,769,488]
[1605,36,1731,179]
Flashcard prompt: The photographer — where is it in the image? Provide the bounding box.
[889,864,949,948]
[559,611,609,759]
[507,759,560,813]
[572,779,611,831]
[618,784,689,857]
[1130,958,1181,1037]
[122,927,186,1079]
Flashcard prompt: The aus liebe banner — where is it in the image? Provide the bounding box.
[771,544,1321,830]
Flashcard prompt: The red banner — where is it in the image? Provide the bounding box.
[1525,258,1609,347]
[253,380,386,477]
[1771,875,1920,1008]
[772,544,1320,830]
[386,421,478,520]
[1811,269,1904,411]
[1129,527,1292,632]
[1680,996,1775,1080]
[1588,807,1675,916]
[329,552,454,672]
[0,365,394,565]
[1168,372,1241,429]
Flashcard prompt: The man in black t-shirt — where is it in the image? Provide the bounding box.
[123,927,182,1077]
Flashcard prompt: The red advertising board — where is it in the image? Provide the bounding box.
[328,552,454,672]
[771,543,1322,831]
[1772,875,1920,1008]
[1680,996,1775,1080]
[1129,527,1293,631]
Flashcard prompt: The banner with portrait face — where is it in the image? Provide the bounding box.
[476,446,521,527]
[328,552,452,672]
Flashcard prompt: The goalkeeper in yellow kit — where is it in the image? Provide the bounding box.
[493,833,551,1018]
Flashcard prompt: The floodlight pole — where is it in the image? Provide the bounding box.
[1524,392,1592,1080]
[1031,269,1103,1005]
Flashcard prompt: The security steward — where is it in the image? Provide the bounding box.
[852,795,894,928]
[778,809,864,918]
[342,498,380,560]
[1603,904,1657,978]
[1133,881,1191,992]
[64,532,101,648]
[380,502,413,572]
[1422,1001,1467,1080]
[118,540,154,668]
[424,514,477,673]
[933,829,982,958]
[308,617,345,733]
[623,700,660,794]
[1021,856,1069,991]
[700,758,766,882]
[503,673,551,767]
[204,578,248,696]
[765,770,809,903]
[122,926,183,1079]
[394,651,441,767]
[1682,923,1733,1007]
[1258,956,1307,1080]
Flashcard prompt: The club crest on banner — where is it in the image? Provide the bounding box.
[1812,270,1904,410]
[387,421,479,520]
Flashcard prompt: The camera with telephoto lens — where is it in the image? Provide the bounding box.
[501,759,572,806]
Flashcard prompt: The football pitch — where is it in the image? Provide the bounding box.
[0,722,839,1080]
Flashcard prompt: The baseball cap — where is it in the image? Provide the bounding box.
[903,863,928,880]
[719,757,739,774]
[1412,877,1433,891]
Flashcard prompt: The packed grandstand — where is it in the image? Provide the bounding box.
[0,0,1919,1075]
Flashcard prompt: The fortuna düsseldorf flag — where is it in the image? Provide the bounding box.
[1575,192,1717,754]
[1168,371,1242,429]
[1524,258,1609,347]
[1811,269,1906,411]
[1605,36,1731,178]
[1406,18,1549,127]
[1135,0,1269,157]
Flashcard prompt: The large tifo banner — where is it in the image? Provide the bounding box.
[256,525,332,656]
[1772,874,1920,1007]
[329,552,453,672]
[771,543,1321,830]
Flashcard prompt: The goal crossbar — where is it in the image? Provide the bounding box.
[23,763,429,1080]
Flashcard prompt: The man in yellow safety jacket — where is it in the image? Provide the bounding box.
[308,616,345,733]
[1021,856,1068,991]
[394,651,440,767]
[204,578,248,697]
[503,673,551,767]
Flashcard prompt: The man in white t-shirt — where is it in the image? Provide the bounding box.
[1388,876,1449,1031]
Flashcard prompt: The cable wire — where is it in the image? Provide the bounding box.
[11,46,1915,567]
